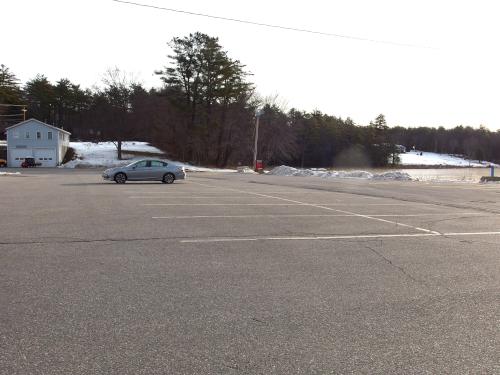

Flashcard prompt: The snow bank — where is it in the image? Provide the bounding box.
[399,150,498,167]
[267,165,299,176]
[237,166,257,174]
[63,141,236,172]
[0,172,21,176]
[268,166,412,181]
[371,171,413,180]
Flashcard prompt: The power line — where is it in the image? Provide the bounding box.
[0,103,27,107]
[111,0,431,49]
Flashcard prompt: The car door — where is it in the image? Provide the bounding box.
[127,160,149,180]
[150,160,167,180]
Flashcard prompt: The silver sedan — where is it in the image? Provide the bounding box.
[102,159,186,184]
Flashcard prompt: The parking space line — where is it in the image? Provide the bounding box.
[428,185,500,190]
[125,191,312,194]
[142,202,434,206]
[188,180,441,235]
[153,213,485,219]
[129,195,257,199]
[443,231,500,236]
[179,231,500,243]
[144,203,310,206]
[181,233,438,243]
[154,214,356,219]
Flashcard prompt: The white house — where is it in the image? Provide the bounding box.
[6,119,71,167]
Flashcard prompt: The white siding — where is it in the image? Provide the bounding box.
[6,119,71,167]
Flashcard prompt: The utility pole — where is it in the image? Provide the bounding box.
[253,109,264,170]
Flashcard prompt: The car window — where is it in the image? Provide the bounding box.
[134,161,148,168]
[151,160,166,167]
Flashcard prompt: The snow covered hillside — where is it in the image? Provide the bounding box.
[63,142,236,172]
[63,142,162,168]
[399,150,498,167]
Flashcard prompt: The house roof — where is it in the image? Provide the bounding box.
[5,118,71,135]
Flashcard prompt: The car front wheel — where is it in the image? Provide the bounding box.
[114,173,127,184]
[163,173,175,184]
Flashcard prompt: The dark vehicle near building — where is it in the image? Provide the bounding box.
[21,157,41,168]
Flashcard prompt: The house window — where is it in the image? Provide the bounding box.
[48,131,53,140]
[25,131,30,139]
[13,131,19,139]
[37,131,41,140]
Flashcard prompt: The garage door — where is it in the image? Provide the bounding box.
[9,148,33,168]
[34,148,57,167]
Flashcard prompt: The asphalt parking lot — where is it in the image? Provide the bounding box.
[1,169,499,374]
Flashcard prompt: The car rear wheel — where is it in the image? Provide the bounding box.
[163,173,175,184]
[114,172,127,184]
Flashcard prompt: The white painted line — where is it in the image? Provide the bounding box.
[443,231,500,236]
[154,214,354,219]
[181,233,438,243]
[180,231,500,243]
[126,191,310,194]
[144,203,308,206]
[429,185,499,190]
[252,193,440,234]
[187,180,441,235]
[129,195,258,199]
[143,203,433,206]
[153,212,484,219]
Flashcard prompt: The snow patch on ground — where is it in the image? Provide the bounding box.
[63,142,236,172]
[237,166,257,174]
[268,166,412,181]
[0,171,21,176]
[399,150,498,167]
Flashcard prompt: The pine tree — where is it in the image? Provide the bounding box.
[24,75,56,123]
[0,64,22,104]
[367,114,396,166]
[157,32,253,165]
[0,64,24,131]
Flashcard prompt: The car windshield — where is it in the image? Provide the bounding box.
[126,161,141,167]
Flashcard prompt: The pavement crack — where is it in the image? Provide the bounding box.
[251,317,267,325]
[0,236,177,246]
[364,244,425,286]
[223,363,240,371]
[421,214,491,228]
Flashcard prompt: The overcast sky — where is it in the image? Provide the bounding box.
[3,0,500,129]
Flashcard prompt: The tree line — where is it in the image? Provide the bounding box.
[1,32,499,167]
